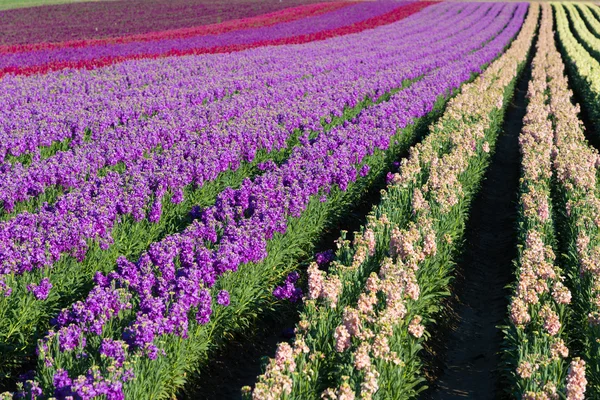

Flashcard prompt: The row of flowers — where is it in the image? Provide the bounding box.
[249,4,539,399]
[554,2,600,397]
[555,3,600,140]
[573,4,600,39]
[0,0,340,48]
[0,2,352,53]
[4,6,529,399]
[0,2,506,383]
[503,5,583,398]
[0,2,433,78]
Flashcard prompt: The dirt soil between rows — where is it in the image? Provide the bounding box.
[421,59,531,399]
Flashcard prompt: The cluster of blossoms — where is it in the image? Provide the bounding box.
[26,277,52,301]
[566,358,588,400]
[251,4,535,398]
[273,272,303,303]
[556,2,600,139]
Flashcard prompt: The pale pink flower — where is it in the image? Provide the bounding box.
[308,263,324,299]
[365,273,380,293]
[274,342,296,373]
[411,188,428,214]
[337,382,355,400]
[516,360,538,379]
[353,342,371,370]
[360,367,380,400]
[539,304,561,336]
[322,275,342,308]
[357,292,377,316]
[509,298,531,325]
[423,231,437,257]
[405,277,420,301]
[364,229,376,256]
[385,299,407,321]
[550,338,569,359]
[552,282,572,304]
[342,308,361,337]
[408,316,425,338]
[566,358,587,400]
[334,325,351,352]
[482,142,490,153]
[543,382,559,400]
[293,337,310,355]
[372,334,390,359]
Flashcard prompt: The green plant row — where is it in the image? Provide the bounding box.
[554,2,600,141]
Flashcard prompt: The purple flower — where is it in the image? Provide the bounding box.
[273,272,303,303]
[0,279,12,297]
[386,171,395,184]
[196,290,212,325]
[217,290,230,306]
[53,369,73,398]
[286,272,300,284]
[26,278,52,300]
[315,250,335,266]
[100,339,127,367]
[360,164,370,177]
[58,325,86,352]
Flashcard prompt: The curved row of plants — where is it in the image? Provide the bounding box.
[554,3,600,140]
[248,4,539,399]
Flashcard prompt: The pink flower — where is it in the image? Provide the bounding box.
[353,343,371,370]
[552,282,572,304]
[372,334,390,359]
[363,229,376,256]
[337,383,356,400]
[357,292,377,316]
[539,304,561,336]
[550,338,569,359]
[516,361,537,379]
[566,358,587,400]
[308,263,324,300]
[365,273,380,293]
[342,308,361,337]
[411,188,428,214]
[509,298,531,325]
[408,316,425,338]
[274,342,296,373]
[359,367,380,400]
[322,275,342,308]
[334,325,351,353]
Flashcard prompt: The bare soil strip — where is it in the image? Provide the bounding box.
[421,57,531,400]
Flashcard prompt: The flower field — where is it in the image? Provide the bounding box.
[2,0,600,399]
